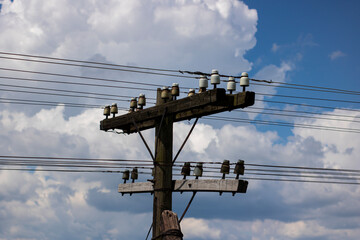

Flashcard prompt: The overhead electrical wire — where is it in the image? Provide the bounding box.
[0,80,358,121]
[1,53,359,135]
[2,156,359,173]
[0,97,103,108]
[251,82,360,96]
[256,93,360,105]
[237,109,360,123]
[0,88,135,102]
[0,51,181,73]
[1,75,359,115]
[0,100,100,109]
[1,76,358,106]
[0,56,195,79]
[1,155,359,185]
[0,155,153,162]
[0,87,155,105]
[1,167,357,185]
[247,106,360,119]
[0,68,191,90]
[0,74,360,109]
[1,51,359,96]
[258,99,360,113]
[259,79,360,95]
[204,116,360,133]
[0,96,358,133]
[0,82,157,100]
[1,82,358,113]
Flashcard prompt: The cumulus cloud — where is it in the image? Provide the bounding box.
[0,0,257,74]
[181,218,221,239]
[0,0,259,119]
[0,0,359,239]
[0,103,359,239]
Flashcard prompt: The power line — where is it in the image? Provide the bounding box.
[238,109,360,123]
[1,155,358,185]
[1,168,358,186]
[0,51,181,73]
[245,163,360,173]
[258,99,360,113]
[0,82,157,100]
[0,97,103,108]
[1,76,358,107]
[179,69,360,95]
[1,97,359,133]
[0,168,125,173]
[1,76,358,120]
[1,74,359,115]
[247,106,360,119]
[263,80,360,95]
[0,155,153,162]
[0,88,134,102]
[0,56,195,79]
[1,52,359,96]
[257,92,360,105]
[0,52,360,95]
[205,116,360,133]
[0,69,162,90]
[240,177,360,185]
[2,155,359,173]
[0,100,100,109]
[197,168,360,181]
[252,82,360,96]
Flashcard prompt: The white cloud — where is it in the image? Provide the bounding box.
[0,104,359,239]
[0,1,359,239]
[246,61,293,118]
[0,0,257,75]
[181,218,221,239]
[329,50,346,60]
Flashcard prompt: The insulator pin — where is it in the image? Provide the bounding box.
[227,77,236,94]
[199,75,208,93]
[188,88,195,97]
[110,103,118,117]
[129,98,137,112]
[234,160,245,179]
[103,105,110,119]
[181,162,191,179]
[161,86,170,99]
[122,170,130,183]
[193,163,203,179]
[210,69,220,89]
[240,72,249,92]
[131,168,138,183]
[138,94,146,107]
[171,83,180,99]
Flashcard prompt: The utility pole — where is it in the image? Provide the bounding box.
[100,72,255,239]
[154,88,173,237]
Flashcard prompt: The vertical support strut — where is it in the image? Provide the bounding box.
[153,88,173,239]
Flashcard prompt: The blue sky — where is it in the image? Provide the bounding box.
[0,1,359,239]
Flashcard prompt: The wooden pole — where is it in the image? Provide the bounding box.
[160,210,183,240]
[153,88,173,239]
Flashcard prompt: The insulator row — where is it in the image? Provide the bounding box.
[117,160,244,184]
[194,70,250,94]
[181,162,203,179]
[181,160,245,180]
[122,168,138,183]
[102,69,251,119]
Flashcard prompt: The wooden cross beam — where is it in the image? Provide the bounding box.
[118,179,248,194]
[100,89,255,134]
